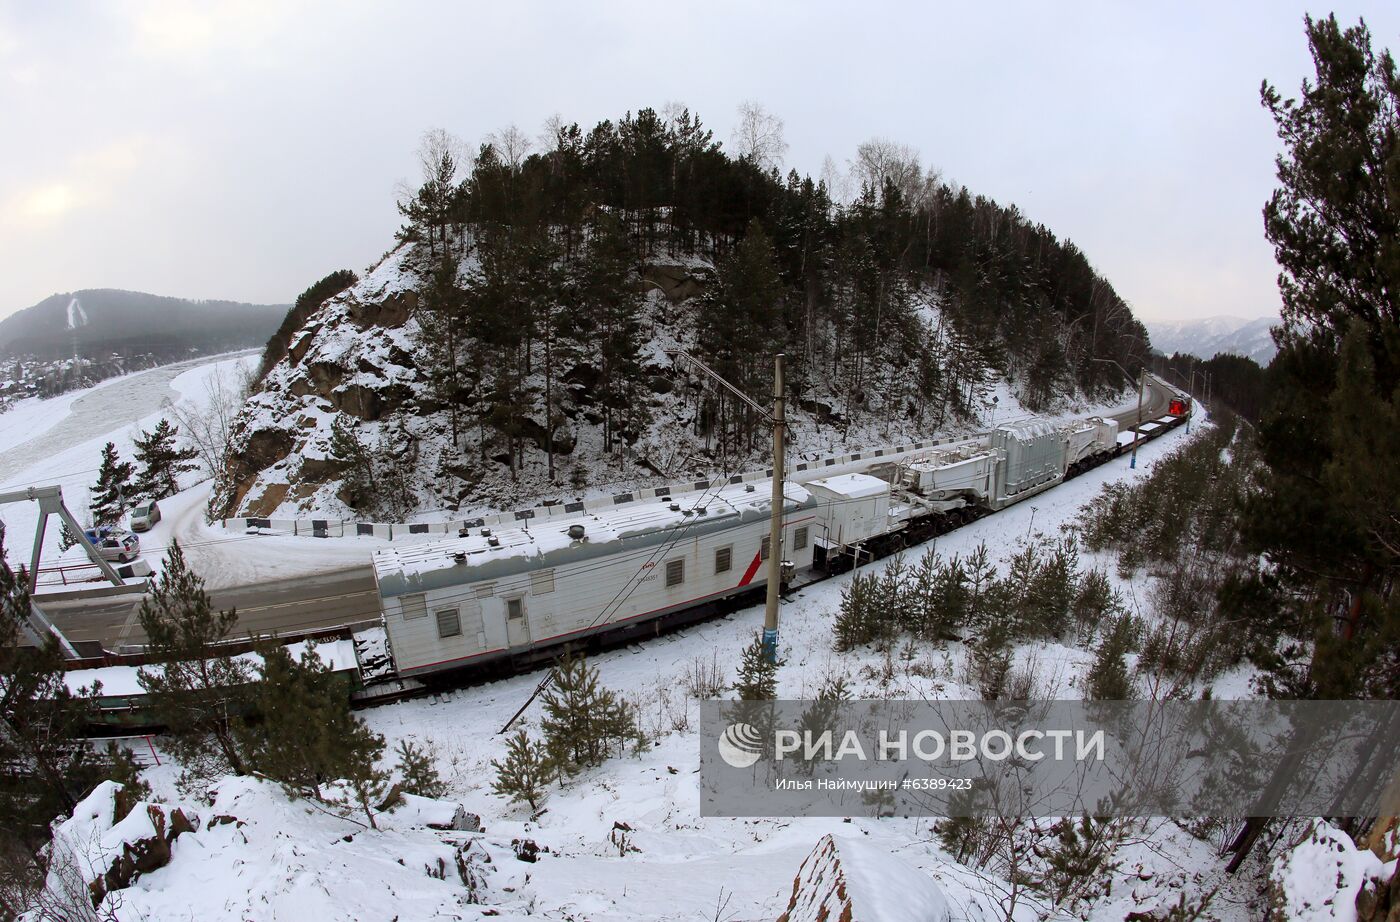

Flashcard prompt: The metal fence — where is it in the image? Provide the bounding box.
[220,435,981,540]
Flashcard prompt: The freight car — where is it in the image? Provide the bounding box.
[373,481,820,677]
[372,405,1176,682]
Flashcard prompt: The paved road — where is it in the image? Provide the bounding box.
[42,377,1181,653]
[41,565,379,651]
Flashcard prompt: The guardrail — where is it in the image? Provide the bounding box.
[220,434,983,541]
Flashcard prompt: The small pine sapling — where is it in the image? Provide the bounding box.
[394,739,447,799]
[491,730,548,810]
[733,632,781,701]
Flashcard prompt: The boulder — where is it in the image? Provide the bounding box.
[349,290,417,328]
[333,383,384,421]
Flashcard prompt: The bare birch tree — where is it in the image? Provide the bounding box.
[733,101,788,171]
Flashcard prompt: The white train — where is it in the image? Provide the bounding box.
[373,407,1185,680]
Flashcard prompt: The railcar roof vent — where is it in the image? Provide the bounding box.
[682,508,693,516]
[458,527,469,538]
[480,527,492,537]
[487,536,500,547]
[567,523,586,540]
[452,551,467,563]
[745,484,756,492]
[669,502,681,511]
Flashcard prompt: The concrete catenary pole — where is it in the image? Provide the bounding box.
[1132,370,1144,469]
[763,353,786,664]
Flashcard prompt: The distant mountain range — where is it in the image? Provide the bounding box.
[1145,315,1278,365]
[0,289,288,361]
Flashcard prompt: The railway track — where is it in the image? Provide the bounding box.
[55,379,1186,724]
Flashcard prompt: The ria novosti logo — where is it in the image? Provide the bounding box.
[717,723,763,768]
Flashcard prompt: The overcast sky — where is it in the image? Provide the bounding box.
[3,1,1397,324]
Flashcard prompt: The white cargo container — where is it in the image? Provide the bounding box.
[806,473,893,553]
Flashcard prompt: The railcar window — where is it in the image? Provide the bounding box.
[507,597,524,620]
[435,607,461,638]
[715,545,732,574]
[401,594,427,620]
[666,558,685,587]
[794,526,809,550]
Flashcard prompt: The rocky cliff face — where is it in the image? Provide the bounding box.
[212,237,1076,524]
[212,244,727,520]
[212,248,426,518]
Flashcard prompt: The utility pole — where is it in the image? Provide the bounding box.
[668,350,787,664]
[1133,370,1144,469]
[763,354,786,664]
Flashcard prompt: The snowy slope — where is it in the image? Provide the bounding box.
[215,241,1133,524]
[68,413,1272,922]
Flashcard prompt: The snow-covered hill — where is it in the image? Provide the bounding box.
[215,241,1119,523]
[1145,315,1278,364]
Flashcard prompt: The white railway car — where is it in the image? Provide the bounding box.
[374,481,821,677]
[371,397,1175,682]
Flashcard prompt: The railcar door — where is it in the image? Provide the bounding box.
[505,595,531,648]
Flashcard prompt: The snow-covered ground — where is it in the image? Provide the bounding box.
[62,410,1283,922]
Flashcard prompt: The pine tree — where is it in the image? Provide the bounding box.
[132,418,198,501]
[394,740,446,799]
[341,721,390,829]
[491,730,548,810]
[137,541,253,789]
[239,641,388,826]
[700,219,784,449]
[329,416,375,512]
[1036,814,1120,907]
[417,252,469,448]
[1244,16,1400,699]
[90,441,135,529]
[871,554,912,641]
[102,740,152,802]
[1087,616,1135,701]
[931,554,971,640]
[0,537,102,863]
[1073,569,1121,643]
[574,212,646,453]
[539,654,639,775]
[733,632,781,700]
[834,570,877,651]
[964,542,998,634]
[1026,538,1079,639]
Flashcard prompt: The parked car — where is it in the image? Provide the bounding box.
[129,501,161,532]
[82,527,140,563]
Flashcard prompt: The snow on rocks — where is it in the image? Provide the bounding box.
[42,775,524,921]
[1271,820,1396,922]
[778,833,952,922]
